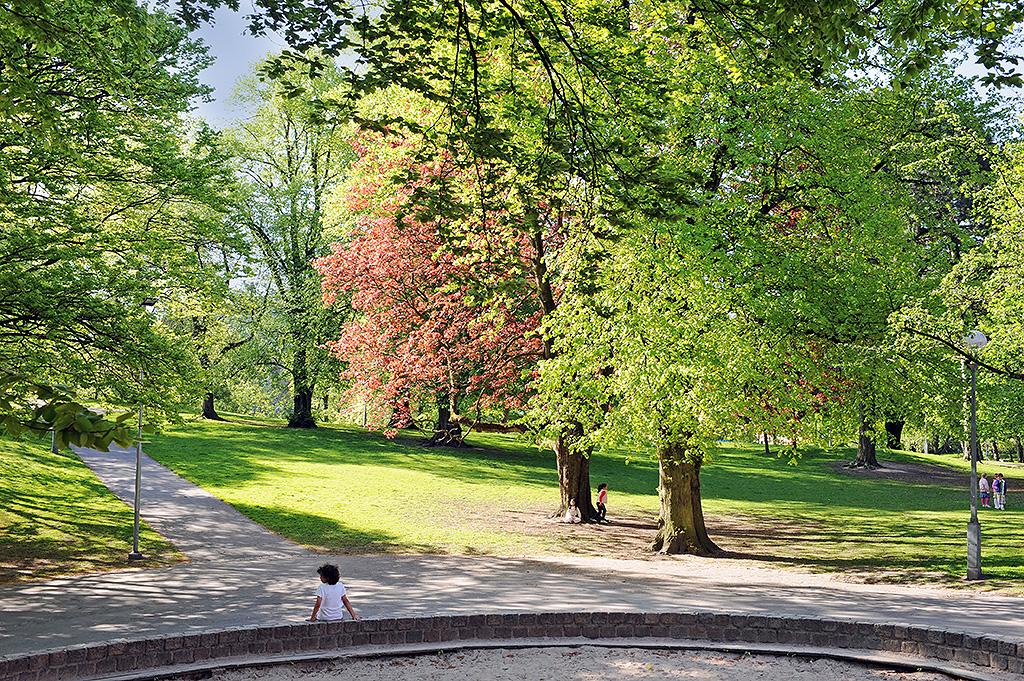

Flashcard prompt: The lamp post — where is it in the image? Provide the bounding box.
[963,329,987,581]
[128,297,157,561]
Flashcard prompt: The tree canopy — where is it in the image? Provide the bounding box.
[0,0,234,447]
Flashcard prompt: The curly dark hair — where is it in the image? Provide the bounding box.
[317,563,340,585]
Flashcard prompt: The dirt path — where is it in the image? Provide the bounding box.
[831,459,1024,487]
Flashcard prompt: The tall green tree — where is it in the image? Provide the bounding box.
[224,59,354,428]
[535,56,951,552]
[0,0,233,447]
[897,139,1024,452]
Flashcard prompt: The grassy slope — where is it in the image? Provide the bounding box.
[146,417,1024,588]
[0,438,182,583]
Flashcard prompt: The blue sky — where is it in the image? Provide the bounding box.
[191,3,282,126]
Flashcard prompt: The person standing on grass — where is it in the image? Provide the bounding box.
[308,563,360,621]
[979,474,991,508]
[993,473,1006,510]
[596,483,608,523]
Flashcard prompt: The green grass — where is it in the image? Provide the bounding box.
[0,438,182,583]
[145,417,1024,590]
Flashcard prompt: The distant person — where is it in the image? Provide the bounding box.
[596,483,608,523]
[308,563,360,622]
[979,474,991,508]
[563,499,582,524]
[993,473,1007,510]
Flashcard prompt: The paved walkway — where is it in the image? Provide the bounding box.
[2,448,1024,657]
[74,446,310,562]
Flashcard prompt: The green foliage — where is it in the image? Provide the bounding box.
[831,71,1005,444]
[897,140,1024,446]
[532,44,944,463]
[222,56,356,426]
[950,143,1024,375]
[0,374,139,451]
[0,0,237,442]
[220,0,1024,128]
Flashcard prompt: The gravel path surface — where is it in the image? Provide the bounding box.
[200,647,954,681]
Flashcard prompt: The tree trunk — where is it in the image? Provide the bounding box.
[961,440,984,461]
[288,347,317,428]
[651,443,718,555]
[763,432,771,457]
[201,393,224,421]
[289,388,315,428]
[884,420,904,450]
[1015,437,1023,463]
[554,429,597,521]
[992,441,1000,461]
[530,214,602,523]
[850,403,880,468]
[429,398,466,447]
[192,317,223,422]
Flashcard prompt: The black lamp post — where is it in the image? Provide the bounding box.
[963,329,987,581]
[128,297,157,561]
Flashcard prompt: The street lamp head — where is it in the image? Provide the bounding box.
[963,330,988,349]
[141,297,157,313]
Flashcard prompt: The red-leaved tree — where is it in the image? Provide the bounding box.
[315,135,544,446]
[317,132,602,519]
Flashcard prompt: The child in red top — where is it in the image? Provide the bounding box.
[596,483,608,522]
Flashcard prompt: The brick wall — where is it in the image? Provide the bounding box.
[2,612,1022,681]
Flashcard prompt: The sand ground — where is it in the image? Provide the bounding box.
[205,647,953,681]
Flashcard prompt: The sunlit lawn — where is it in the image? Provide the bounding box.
[0,438,182,583]
[146,416,1024,590]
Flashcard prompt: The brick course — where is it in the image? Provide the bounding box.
[1,612,1021,681]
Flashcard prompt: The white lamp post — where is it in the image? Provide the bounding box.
[128,297,157,561]
[963,329,987,580]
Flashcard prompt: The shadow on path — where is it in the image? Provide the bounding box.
[4,552,1024,657]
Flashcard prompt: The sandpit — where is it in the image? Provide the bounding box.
[201,647,954,681]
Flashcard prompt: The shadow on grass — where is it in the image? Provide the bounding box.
[712,512,1024,585]
[146,418,1024,586]
[230,503,443,555]
[148,420,990,517]
[149,421,571,496]
[0,441,179,583]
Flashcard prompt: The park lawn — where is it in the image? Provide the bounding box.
[0,437,182,583]
[146,418,1024,591]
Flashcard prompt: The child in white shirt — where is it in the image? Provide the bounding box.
[308,563,360,621]
[563,499,582,523]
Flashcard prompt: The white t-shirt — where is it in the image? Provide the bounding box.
[979,478,990,493]
[315,582,348,620]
